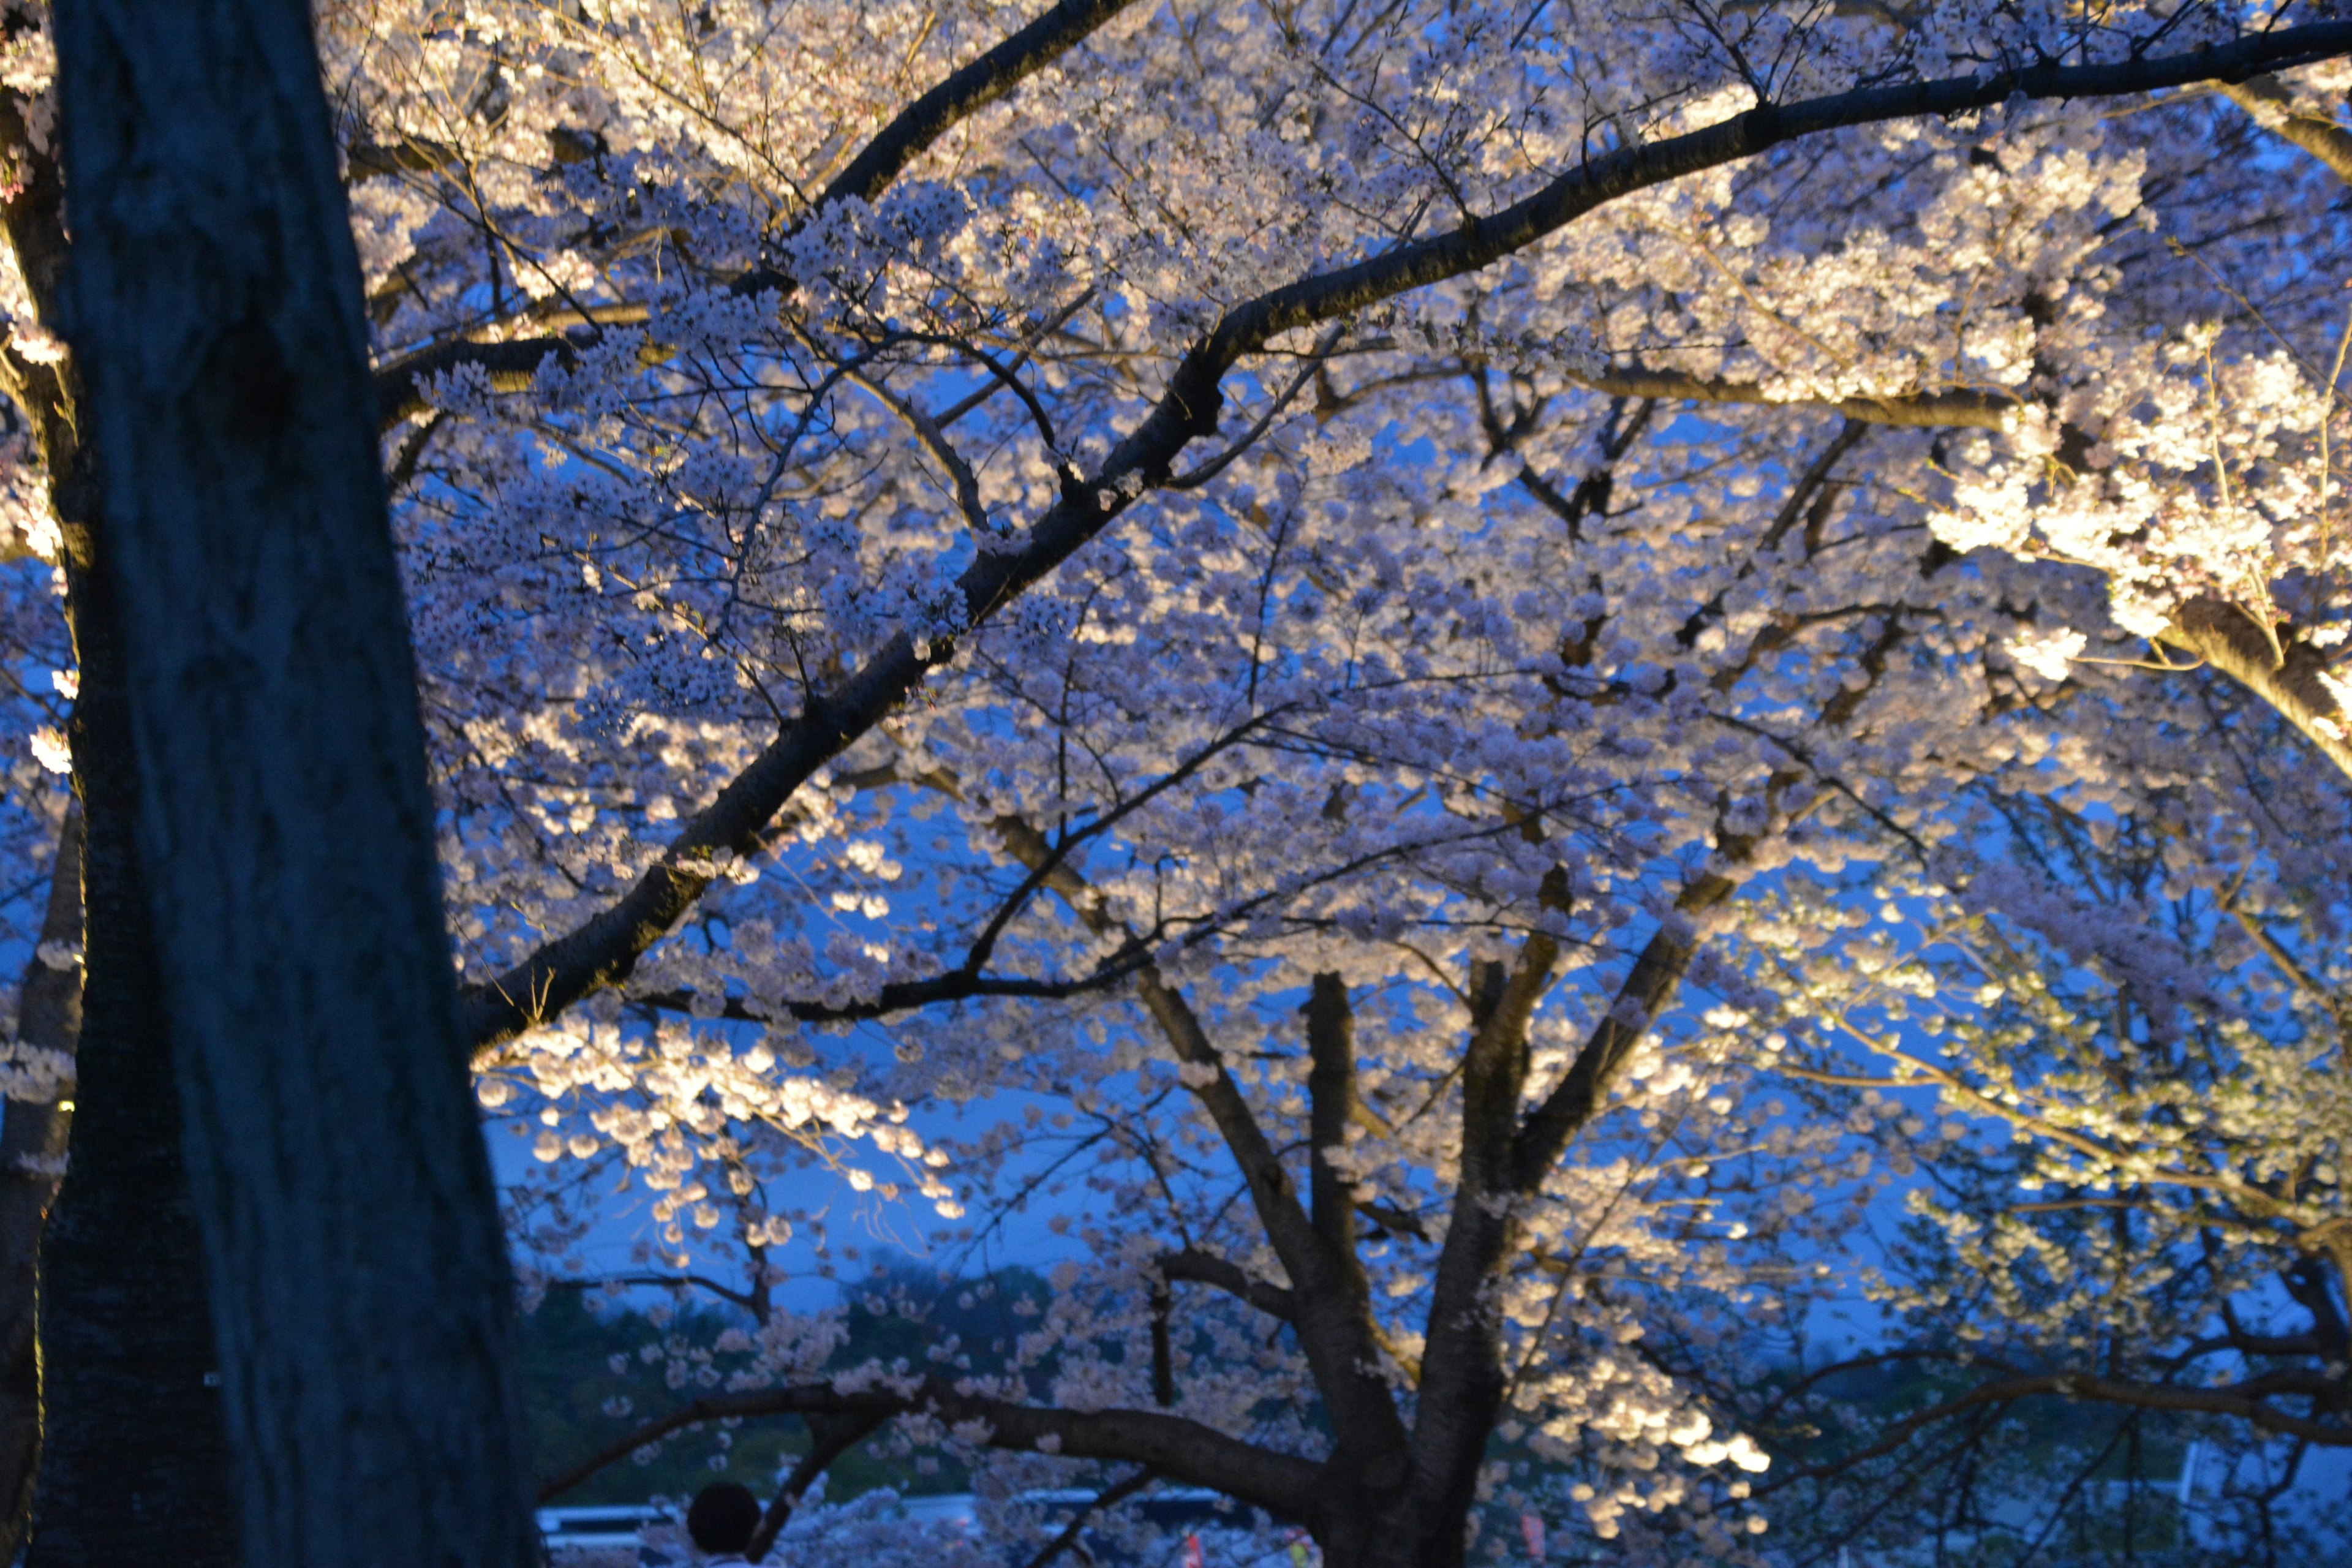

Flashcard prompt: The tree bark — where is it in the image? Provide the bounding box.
[2220,74,2352,184]
[0,807,80,1559]
[2158,598,2352,782]
[47,3,535,1565]
[27,511,238,1567]
[0,62,241,1567]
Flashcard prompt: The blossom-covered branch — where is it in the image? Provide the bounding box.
[459,19,2352,1051]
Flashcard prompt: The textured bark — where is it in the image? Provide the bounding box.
[0,808,79,1559]
[48,3,534,1566]
[2159,598,2352,783]
[28,508,237,1568]
[0,69,238,1565]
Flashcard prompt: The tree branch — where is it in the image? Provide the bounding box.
[1569,366,2013,429]
[1407,934,1559,1525]
[377,0,1142,430]
[373,335,582,432]
[734,1,1140,292]
[954,814,1338,1316]
[745,1409,888,1564]
[1016,1467,1159,1568]
[533,1378,1324,1523]
[1507,878,1725,1190]
[1194,24,2352,366]
[2220,74,2352,184]
[1304,973,1360,1258]
[1158,1248,1297,1321]
[460,19,2352,1061]
[619,939,1161,1028]
[2158,597,2352,782]
[1766,1368,2352,1491]
[1512,614,1905,1185]
[981,816,1410,1470]
[345,136,459,184]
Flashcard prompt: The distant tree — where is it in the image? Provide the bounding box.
[1715,795,2352,1564]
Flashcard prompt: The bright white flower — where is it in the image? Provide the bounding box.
[2010,628,2089,682]
[28,725,69,774]
[7,318,64,365]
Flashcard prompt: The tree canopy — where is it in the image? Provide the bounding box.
[0,1,2349,1564]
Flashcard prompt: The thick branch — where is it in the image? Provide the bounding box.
[1159,1248,1297,1321]
[2282,1255,2350,1356]
[1570,366,2013,429]
[1134,970,1422,1474]
[745,1409,886,1564]
[0,89,69,323]
[372,336,580,431]
[630,963,1145,1028]
[535,1379,1323,1524]
[2221,74,2352,183]
[1197,24,2352,364]
[740,0,1138,288]
[1407,937,1559,1527]
[345,137,459,183]
[386,20,2352,437]
[2159,597,2352,782]
[1508,877,1728,1189]
[1303,974,1359,1256]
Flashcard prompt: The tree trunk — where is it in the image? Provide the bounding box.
[47,3,536,1565]
[0,806,81,1559]
[1302,1475,1479,1568]
[26,537,237,1566]
[0,65,241,1568]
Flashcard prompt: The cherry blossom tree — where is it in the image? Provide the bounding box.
[1698,674,2352,1564]
[0,1,2349,1566]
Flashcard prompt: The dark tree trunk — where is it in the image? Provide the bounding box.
[0,66,241,1568]
[0,807,81,1559]
[26,548,238,1567]
[47,3,536,1565]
